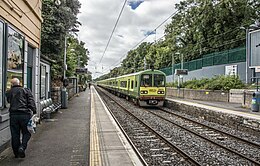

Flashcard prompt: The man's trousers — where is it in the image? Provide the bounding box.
[10,114,31,156]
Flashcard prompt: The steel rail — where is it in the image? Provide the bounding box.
[97,87,201,166]
[159,107,260,148]
[145,108,260,165]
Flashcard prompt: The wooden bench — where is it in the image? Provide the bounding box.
[40,98,61,119]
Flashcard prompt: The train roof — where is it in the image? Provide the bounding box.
[97,69,165,82]
[116,69,165,79]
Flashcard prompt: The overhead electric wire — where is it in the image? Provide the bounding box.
[103,29,245,74]
[99,1,248,76]
[101,0,237,73]
[98,0,128,64]
[102,9,180,73]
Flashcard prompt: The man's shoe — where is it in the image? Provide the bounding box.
[18,147,25,158]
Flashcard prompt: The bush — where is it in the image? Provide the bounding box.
[168,75,245,91]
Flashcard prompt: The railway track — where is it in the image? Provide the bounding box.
[96,86,260,165]
[97,87,200,166]
[148,107,260,164]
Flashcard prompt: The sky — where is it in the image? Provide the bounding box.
[78,0,180,79]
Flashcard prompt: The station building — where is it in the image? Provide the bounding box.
[0,0,43,152]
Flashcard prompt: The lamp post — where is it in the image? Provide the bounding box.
[63,36,67,80]
[61,29,79,109]
[63,29,79,80]
[172,52,180,85]
[172,53,174,85]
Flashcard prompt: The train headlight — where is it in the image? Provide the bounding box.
[157,91,164,94]
[141,90,148,94]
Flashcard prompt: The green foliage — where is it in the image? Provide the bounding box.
[99,0,259,80]
[170,75,245,90]
[66,36,89,77]
[41,0,87,81]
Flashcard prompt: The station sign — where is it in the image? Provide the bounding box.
[175,69,188,75]
[76,68,88,74]
[225,65,237,75]
[250,29,260,68]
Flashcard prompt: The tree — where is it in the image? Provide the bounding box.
[66,36,89,77]
[97,0,260,79]
[41,0,84,82]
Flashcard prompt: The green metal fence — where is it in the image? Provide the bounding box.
[160,47,246,76]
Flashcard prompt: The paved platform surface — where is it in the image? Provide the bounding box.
[90,87,141,166]
[3,87,259,166]
[0,87,141,166]
[0,89,91,165]
[167,97,260,121]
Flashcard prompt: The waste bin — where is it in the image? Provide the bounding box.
[251,91,260,112]
[61,88,68,109]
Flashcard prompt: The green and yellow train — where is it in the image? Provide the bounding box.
[97,69,166,106]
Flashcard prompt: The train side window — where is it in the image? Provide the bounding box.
[154,74,165,87]
[131,80,134,89]
[120,81,127,88]
[135,81,137,87]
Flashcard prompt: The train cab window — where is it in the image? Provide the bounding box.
[154,74,165,87]
[141,74,152,87]
[131,80,134,89]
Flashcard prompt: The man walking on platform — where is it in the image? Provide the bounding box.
[6,78,36,158]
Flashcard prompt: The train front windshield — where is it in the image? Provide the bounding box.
[154,74,165,87]
[141,74,152,86]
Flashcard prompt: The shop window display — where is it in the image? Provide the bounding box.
[7,27,24,90]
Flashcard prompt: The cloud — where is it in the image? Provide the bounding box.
[78,0,179,78]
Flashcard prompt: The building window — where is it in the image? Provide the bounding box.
[7,26,24,91]
[27,45,34,90]
[0,21,4,108]
[40,65,46,99]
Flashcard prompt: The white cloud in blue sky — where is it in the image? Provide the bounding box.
[128,0,144,10]
[78,0,180,78]
[142,30,156,36]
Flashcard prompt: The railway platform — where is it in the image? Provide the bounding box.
[1,87,259,166]
[0,87,141,166]
[166,97,260,135]
[166,97,260,120]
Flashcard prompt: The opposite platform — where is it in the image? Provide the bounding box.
[166,97,260,121]
[166,97,260,133]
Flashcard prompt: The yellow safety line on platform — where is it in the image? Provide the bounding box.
[90,90,102,166]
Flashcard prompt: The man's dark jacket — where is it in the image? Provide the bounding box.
[6,85,36,115]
